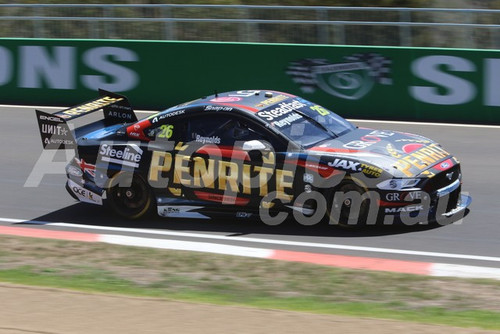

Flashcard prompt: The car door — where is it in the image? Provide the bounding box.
[177,112,296,210]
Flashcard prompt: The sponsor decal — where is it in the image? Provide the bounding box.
[163,207,180,214]
[99,143,143,168]
[325,159,381,177]
[40,123,69,136]
[405,191,423,201]
[210,96,242,103]
[395,138,431,144]
[386,143,402,158]
[327,158,360,171]
[43,137,73,146]
[148,146,293,202]
[150,109,185,123]
[59,96,122,119]
[360,164,382,177]
[157,205,209,219]
[385,204,424,214]
[385,193,401,201]
[255,94,289,108]
[229,90,261,97]
[433,158,454,171]
[272,114,302,128]
[385,191,422,202]
[236,212,253,218]
[68,179,102,205]
[394,143,450,177]
[195,134,221,144]
[403,143,425,154]
[303,173,314,183]
[273,112,302,128]
[37,110,75,149]
[204,105,234,112]
[39,114,64,123]
[257,100,306,121]
[286,53,392,100]
[343,130,394,149]
[126,119,151,141]
[106,110,134,120]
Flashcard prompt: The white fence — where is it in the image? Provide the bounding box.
[1,4,499,48]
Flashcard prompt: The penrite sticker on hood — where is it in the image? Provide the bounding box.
[286,53,392,100]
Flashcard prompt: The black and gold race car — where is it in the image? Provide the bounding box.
[36,89,471,226]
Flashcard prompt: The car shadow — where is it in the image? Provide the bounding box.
[18,203,469,238]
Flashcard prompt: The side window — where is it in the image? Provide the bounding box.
[147,113,287,151]
[187,114,288,151]
[186,114,251,146]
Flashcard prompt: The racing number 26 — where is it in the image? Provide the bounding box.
[158,124,174,139]
[310,105,330,116]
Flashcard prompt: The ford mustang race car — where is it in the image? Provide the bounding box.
[36,89,471,226]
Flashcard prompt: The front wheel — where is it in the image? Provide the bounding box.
[106,173,155,219]
[325,180,376,227]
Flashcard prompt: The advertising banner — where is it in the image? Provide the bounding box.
[0,38,499,123]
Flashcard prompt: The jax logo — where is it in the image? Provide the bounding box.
[286,53,393,100]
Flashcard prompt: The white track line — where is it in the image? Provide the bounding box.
[2,104,500,129]
[431,263,500,280]
[2,218,499,263]
[4,219,500,280]
[101,234,273,258]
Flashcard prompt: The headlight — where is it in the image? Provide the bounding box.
[377,178,420,191]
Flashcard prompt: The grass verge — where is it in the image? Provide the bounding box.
[0,235,499,330]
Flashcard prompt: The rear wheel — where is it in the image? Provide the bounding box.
[107,173,155,219]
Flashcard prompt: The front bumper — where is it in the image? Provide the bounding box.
[382,192,471,226]
[442,193,471,217]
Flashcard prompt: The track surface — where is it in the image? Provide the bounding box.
[1,105,499,269]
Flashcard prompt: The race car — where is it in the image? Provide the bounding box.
[36,89,471,226]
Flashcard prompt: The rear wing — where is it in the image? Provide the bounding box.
[36,89,137,149]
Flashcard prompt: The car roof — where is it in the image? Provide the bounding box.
[198,90,297,112]
[158,90,299,118]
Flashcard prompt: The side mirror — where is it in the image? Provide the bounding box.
[242,140,272,161]
[242,140,267,151]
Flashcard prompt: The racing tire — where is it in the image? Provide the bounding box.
[325,180,375,228]
[106,172,156,219]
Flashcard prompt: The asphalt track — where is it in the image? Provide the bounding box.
[1,105,499,269]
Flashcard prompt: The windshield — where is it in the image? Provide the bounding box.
[255,97,355,148]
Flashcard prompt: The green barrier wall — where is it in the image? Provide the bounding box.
[1,38,499,123]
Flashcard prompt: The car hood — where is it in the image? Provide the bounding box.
[306,128,454,177]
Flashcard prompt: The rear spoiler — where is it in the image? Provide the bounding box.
[36,89,137,149]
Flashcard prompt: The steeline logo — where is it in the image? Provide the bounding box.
[286,53,393,100]
[99,143,143,168]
